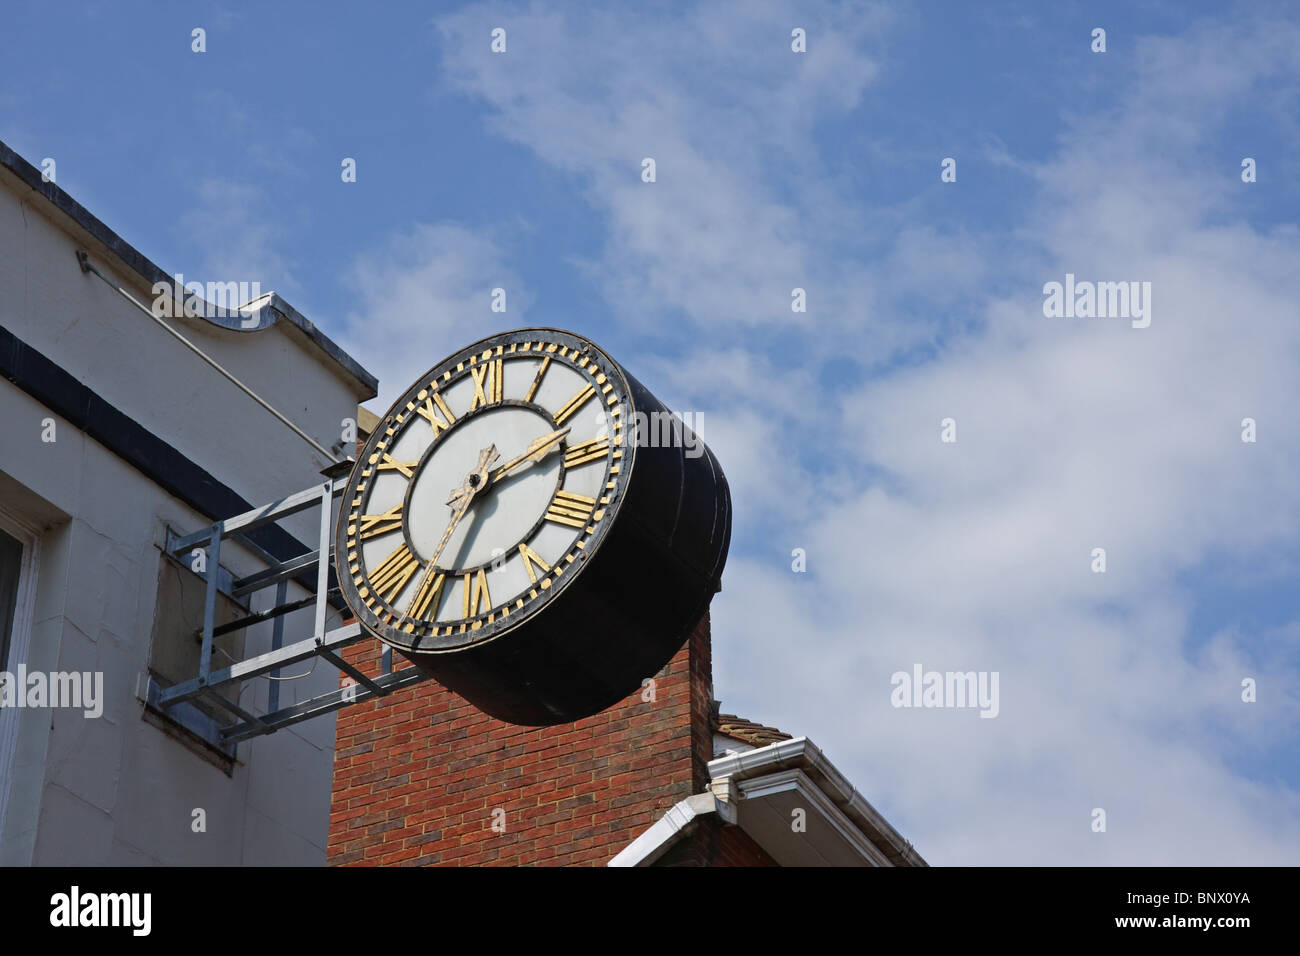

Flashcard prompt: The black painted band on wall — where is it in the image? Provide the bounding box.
[0,323,338,596]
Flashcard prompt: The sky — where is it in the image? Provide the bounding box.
[3,0,1299,864]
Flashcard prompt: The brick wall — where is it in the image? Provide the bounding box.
[710,820,780,865]
[328,610,716,866]
[657,817,780,867]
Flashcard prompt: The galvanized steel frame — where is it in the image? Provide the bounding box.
[149,475,431,751]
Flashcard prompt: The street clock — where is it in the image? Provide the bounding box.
[336,328,730,725]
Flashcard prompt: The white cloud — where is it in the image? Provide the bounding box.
[340,222,528,408]
[179,178,298,292]
[435,1,892,335]
[712,20,1300,863]
[418,4,1300,863]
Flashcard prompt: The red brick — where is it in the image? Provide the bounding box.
[328,611,716,867]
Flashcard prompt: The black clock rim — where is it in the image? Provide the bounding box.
[337,327,639,656]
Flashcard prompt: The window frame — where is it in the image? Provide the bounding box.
[0,504,41,838]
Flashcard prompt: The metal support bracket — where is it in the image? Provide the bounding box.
[147,476,432,749]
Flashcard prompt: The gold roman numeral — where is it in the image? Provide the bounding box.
[564,436,610,468]
[544,489,596,528]
[376,454,419,478]
[407,570,446,621]
[462,568,491,617]
[358,503,403,540]
[518,542,552,584]
[416,391,456,437]
[524,356,550,403]
[470,359,503,410]
[553,383,596,425]
[369,543,420,604]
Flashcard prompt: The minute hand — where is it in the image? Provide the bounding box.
[489,427,571,484]
[397,444,498,627]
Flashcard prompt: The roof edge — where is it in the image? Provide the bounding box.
[708,736,928,867]
[0,139,378,400]
[607,793,730,867]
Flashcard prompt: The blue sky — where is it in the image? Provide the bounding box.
[4,0,1299,863]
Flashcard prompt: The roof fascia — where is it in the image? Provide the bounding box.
[708,736,927,866]
[0,140,378,400]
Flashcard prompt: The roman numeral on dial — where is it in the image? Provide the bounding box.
[544,489,597,528]
[553,384,596,425]
[358,503,403,540]
[407,570,446,621]
[524,356,550,403]
[564,436,610,468]
[416,391,456,437]
[462,568,491,617]
[518,542,552,584]
[470,359,503,410]
[369,543,421,604]
[376,454,419,478]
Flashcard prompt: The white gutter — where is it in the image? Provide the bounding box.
[707,736,927,866]
[609,736,926,867]
[607,792,737,867]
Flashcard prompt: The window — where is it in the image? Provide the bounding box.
[148,547,249,732]
[0,508,39,839]
[0,528,21,670]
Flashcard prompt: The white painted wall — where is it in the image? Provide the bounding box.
[0,165,373,864]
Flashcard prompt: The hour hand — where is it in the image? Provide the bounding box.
[490,428,571,484]
[445,444,500,505]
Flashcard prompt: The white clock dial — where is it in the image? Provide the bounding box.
[342,335,627,647]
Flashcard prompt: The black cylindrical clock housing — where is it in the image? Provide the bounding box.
[339,329,730,726]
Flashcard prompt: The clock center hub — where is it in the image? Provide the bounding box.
[405,405,562,571]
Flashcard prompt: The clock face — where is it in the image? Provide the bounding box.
[338,330,631,653]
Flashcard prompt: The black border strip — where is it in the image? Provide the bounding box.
[0,323,337,595]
